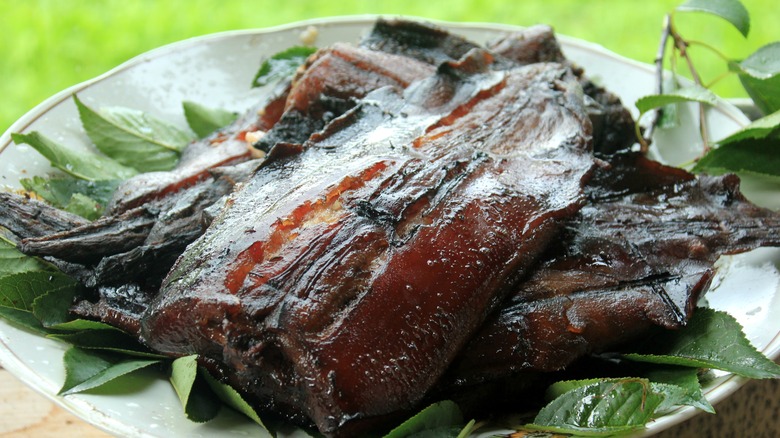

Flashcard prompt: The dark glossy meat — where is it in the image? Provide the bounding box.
[365,20,636,154]
[0,192,88,238]
[140,59,594,435]
[253,43,434,154]
[485,24,636,153]
[443,152,780,390]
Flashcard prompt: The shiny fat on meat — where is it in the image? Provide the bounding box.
[139,55,594,435]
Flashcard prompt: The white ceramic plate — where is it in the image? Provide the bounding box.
[1,16,778,438]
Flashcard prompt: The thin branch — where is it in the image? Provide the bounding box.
[641,13,673,153]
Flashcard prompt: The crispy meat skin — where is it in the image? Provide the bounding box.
[443,152,780,390]
[140,60,594,434]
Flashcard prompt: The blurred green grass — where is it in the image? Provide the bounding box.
[2,0,776,132]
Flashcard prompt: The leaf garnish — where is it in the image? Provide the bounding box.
[645,367,714,414]
[0,239,52,276]
[11,131,138,181]
[59,347,159,395]
[48,330,166,359]
[170,355,221,423]
[527,379,664,436]
[201,370,269,431]
[676,0,750,37]
[736,42,780,80]
[182,101,238,138]
[739,70,780,115]
[715,109,780,144]
[0,271,78,312]
[623,308,780,379]
[251,46,317,88]
[384,400,468,438]
[20,176,121,220]
[635,85,721,118]
[74,95,194,172]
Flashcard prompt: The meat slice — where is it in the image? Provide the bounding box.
[253,43,434,154]
[443,152,780,391]
[367,19,637,154]
[140,58,594,435]
[0,192,88,238]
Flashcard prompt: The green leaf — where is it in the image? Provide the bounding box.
[623,308,780,379]
[676,0,750,37]
[0,271,78,312]
[201,370,268,431]
[48,319,123,332]
[182,101,238,138]
[740,71,780,115]
[635,85,721,118]
[716,109,780,144]
[527,379,664,436]
[31,283,80,327]
[20,176,120,220]
[48,330,165,359]
[59,347,159,395]
[170,355,221,423]
[0,239,51,276]
[251,46,317,88]
[737,42,780,79]
[646,367,714,414]
[74,95,194,172]
[0,306,47,334]
[11,131,137,181]
[384,400,466,438]
[59,347,112,395]
[62,193,101,220]
[693,135,780,177]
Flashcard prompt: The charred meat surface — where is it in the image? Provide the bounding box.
[140,58,594,434]
[0,192,88,238]
[444,152,780,389]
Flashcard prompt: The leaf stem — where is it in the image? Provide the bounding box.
[686,39,731,63]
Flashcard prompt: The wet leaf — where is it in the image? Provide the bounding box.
[75,95,194,172]
[527,379,664,436]
[737,42,780,79]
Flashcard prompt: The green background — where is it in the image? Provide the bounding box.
[2,0,776,132]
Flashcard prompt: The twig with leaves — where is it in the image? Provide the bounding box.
[637,0,780,178]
